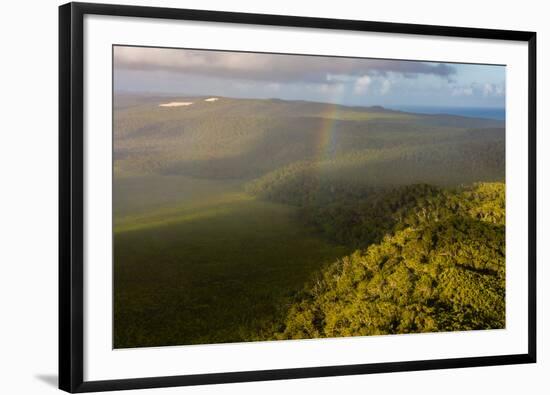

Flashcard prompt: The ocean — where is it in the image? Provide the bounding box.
[388,106,505,121]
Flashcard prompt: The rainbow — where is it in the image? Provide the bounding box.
[315,102,342,162]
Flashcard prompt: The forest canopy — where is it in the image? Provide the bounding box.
[113,95,506,347]
[268,183,505,339]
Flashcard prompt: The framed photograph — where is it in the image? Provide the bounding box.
[59,2,536,392]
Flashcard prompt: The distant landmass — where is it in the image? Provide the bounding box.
[387,105,505,121]
[114,94,505,184]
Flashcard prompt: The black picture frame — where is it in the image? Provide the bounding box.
[59,2,537,393]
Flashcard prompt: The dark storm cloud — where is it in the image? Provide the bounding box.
[114,46,456,84]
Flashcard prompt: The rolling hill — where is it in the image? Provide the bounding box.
[113,94,506,347]
[275,183,505,339]
[114,95,504,183]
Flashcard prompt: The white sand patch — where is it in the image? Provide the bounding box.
[159,102,193,107]
[204,97,219,102]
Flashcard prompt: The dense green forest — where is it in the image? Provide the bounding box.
[114,95,504,182]
[271,183,505,339]
[113,95,505,348]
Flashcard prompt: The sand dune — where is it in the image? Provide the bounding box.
[159,102,193,107]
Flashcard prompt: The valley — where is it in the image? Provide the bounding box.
[113,95,506,348]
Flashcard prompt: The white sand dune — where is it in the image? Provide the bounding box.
[204,97,219,102]
[159,102,193,107]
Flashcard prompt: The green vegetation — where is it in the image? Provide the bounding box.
[114,183,350,347]
[113,95,505,348]
[274,183,505,339]
[114,95,504,181]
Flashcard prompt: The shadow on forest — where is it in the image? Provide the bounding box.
[113,196,352,349]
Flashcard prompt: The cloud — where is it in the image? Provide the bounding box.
[314,82,346,95]
[451,82,505,97]
[114,46,457,84]
[452,86,474,96]
[379,79,392,95]
[482,83,504,97]
[353,75,372,94]
[266,82,281,91]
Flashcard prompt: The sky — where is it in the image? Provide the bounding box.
[114,46,505,109]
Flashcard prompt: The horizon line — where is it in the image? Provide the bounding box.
[113,90,506,111]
